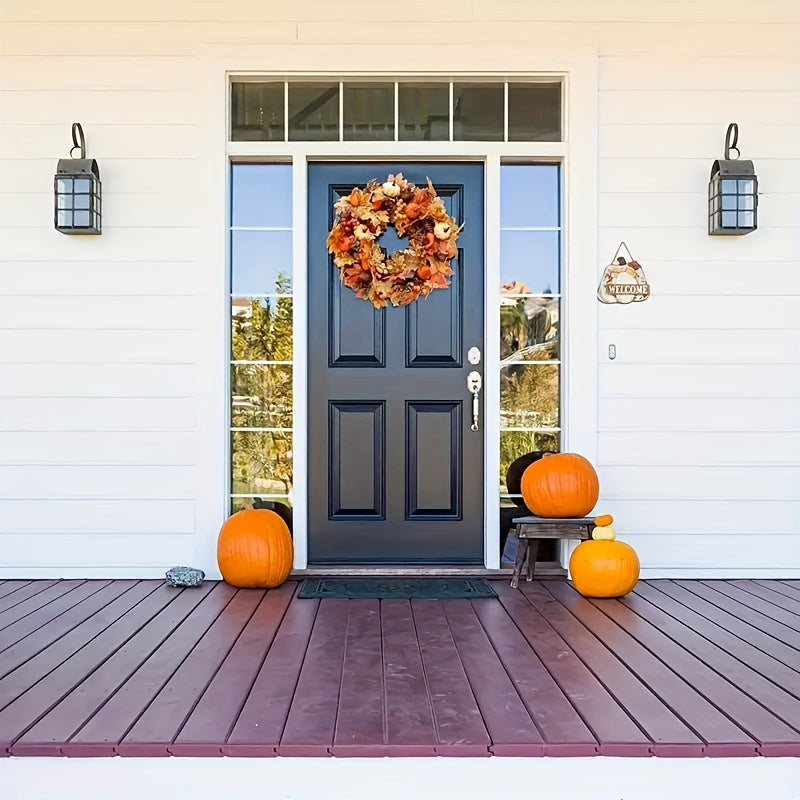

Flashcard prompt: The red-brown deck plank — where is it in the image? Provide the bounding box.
[542,582,760,757]
[492,581,651,755]
[0,580,112,653]
[711,581,800,632]
[730,580,800,618]
[633,582,800,701]
[2,578,799,760]
[595,587,800,756]
[471,594,598,756]
[171,582,296,756]
[523,582,715,757]
[380,598,437,755]
[753,580,800,606]
[674,580,800,653]
[0,581,151,711]
[0,580,77,626]
[331,599,386,756]
[116,583,258,757]
[412,600,491,756]
[0,581,135,680]
[224,592,319,756]
[440,599,541,755]
[12,582,216,757]
[655,580,800,674]
[0,581,33,602]
[65,582,238,756]
[0,581,168,755]
[277,598,350,756]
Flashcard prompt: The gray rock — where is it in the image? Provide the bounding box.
[165,566,205,587]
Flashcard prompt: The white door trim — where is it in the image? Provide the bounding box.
[221,60,599,571]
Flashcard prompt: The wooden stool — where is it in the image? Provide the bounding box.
[510,516,593,588]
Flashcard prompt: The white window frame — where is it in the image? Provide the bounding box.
[216,63,598,573]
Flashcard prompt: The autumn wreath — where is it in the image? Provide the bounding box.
[326,173,462,308]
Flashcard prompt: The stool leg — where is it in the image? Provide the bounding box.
[526,540,541,582]
[511,539,528,589]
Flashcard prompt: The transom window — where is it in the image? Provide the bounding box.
[231,80,562,143]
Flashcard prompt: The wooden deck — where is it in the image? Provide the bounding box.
[1,577,799,758]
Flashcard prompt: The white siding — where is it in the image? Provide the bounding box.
[0,1,798,577]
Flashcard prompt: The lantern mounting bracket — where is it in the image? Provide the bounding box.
[69,122,87,160]
[724,122,740,160]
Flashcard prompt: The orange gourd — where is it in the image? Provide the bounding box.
[217,509,293,589]
[569,539,640,598]
[520,452,600,518]
[594,513,614,527]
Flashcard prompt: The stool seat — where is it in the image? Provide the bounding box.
[509,516,594,588]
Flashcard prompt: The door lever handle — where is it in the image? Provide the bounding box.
[466,370,482,432]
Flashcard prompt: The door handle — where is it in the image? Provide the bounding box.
[466,370,482,432]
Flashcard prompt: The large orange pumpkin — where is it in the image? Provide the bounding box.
[569,539,640,598]
[519,452,600,518]
[217,509,293,589]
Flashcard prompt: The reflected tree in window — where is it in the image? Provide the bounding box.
[231,273,294,500]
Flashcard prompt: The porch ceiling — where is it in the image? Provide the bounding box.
[1,576,799,758]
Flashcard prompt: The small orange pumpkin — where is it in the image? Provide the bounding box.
[520,452,600,518]
[217,509,293,589]
[569,539,640,598]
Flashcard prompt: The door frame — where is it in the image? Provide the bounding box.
[222,62,599,572]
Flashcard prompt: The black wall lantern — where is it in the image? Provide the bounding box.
[708,122,757,235]
[55,123,102,235]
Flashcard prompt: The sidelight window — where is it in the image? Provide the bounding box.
[499,163,561,505]
[229,164,294,515]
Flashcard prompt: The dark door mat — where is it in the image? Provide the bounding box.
[298,577,497,599]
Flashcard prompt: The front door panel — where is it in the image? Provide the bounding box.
[307,163,484,564]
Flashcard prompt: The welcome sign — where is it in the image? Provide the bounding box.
[597,243,651,305]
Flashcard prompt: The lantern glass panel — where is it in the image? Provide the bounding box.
[721,179,737,193]
[74,194,90,209]
[57,211,73,227]
[739,179,754,194]
[57,194,72,209]
[74,178,91,193]
[74,210,91,227]
[57,178,73,193]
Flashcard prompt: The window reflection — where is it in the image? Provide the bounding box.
[231,233,293,295]
[398,83,450,141]
[343,83,394,141]
[288,83,340,141]
[498,164,562,503]
[231,164,292,228]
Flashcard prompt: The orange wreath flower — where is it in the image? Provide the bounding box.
[326,173,462,308]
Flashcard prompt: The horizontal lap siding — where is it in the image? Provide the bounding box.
[0,7,223,577]
[596,47,800,574]
[1,1,798,576]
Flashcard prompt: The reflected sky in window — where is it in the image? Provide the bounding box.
[231,164,292,228]
[231,230,293,294]
[500,165,560,228]
[500,230,559,293]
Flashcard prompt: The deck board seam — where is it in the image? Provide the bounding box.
[591,590,800,746]
[271,595,320,750]
[660,581,800,673]
[529,582,659,749]
[0,580,85,633]
[219,582,299,746]
[675,580,800,659]
[494,585,615,753]
[169,587,267,747]
[105,582,236,752]
[622,587,800,735]
[467,597,548,744]
[5,580,173,755]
